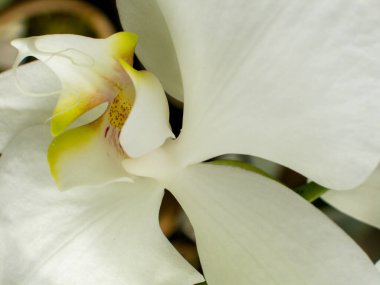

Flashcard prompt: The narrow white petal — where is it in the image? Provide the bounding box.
[0,61,58,152]
[120,0,380,189]
[116,0,183,101]
[0,126,203,285]
[323,166,380,230]
[166,163,380,285]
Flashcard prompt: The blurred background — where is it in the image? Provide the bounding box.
[1,0,379,271]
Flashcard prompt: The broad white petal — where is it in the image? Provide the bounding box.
[0,61,58,152]
[120,0,380,190]
[166,163,380,285]
[119,60,174,157]
[117,0,183,101]
[0,126,203,285]
[323,165,380,230]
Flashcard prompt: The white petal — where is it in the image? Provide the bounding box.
[119,60,174,157]
[0,126,203,285]
[120,0,380,190]
[47,117,132,191]
[0,61,58,152]
[166,163,380,285]
[323,165,380,230]
[116,0,183,101]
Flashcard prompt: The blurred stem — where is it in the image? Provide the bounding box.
[0,0,115,37]
[294,182,329,202]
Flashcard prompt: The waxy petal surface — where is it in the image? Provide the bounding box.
[167,163,380,285]
[323,165,380,230]
[0,62,58,152]
[48,116,131,191]
[118,0,380,190]
[0,126,204,285]
[117,0,183,101]
[119,60,174,158]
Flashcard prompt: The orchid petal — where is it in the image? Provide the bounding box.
[119,60,174,158]
[0,61,58,152]
[120,0,380,190]
[12,32,137,136]
[166,163,380,285]
[323,166,380,230]
[0,126,204,285]
[116,0,183,101]
[48,116,132,191]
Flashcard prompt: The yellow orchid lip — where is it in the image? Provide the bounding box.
[50,32,138,136]
[11,29,175,191]
[47,85,136,191]
[46,57,174,191]
[47,68,136,191]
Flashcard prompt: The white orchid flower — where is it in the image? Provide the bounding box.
[1,1,380,285]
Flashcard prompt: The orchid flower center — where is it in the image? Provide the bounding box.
[102,87,134,157]
[12,32,176,190]
[108,91,132,129]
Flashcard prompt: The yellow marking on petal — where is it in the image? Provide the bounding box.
[49,32,138,136]
[48,119,102,188]
[110,32,138,65]
[118,58,141,78]
[108,91,133,128]
[47,32,140,189]
[50,92,106,136]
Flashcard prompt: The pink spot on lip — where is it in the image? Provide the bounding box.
[104,126,110,138]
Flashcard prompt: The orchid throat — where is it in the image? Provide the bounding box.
[12,32,176,190]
